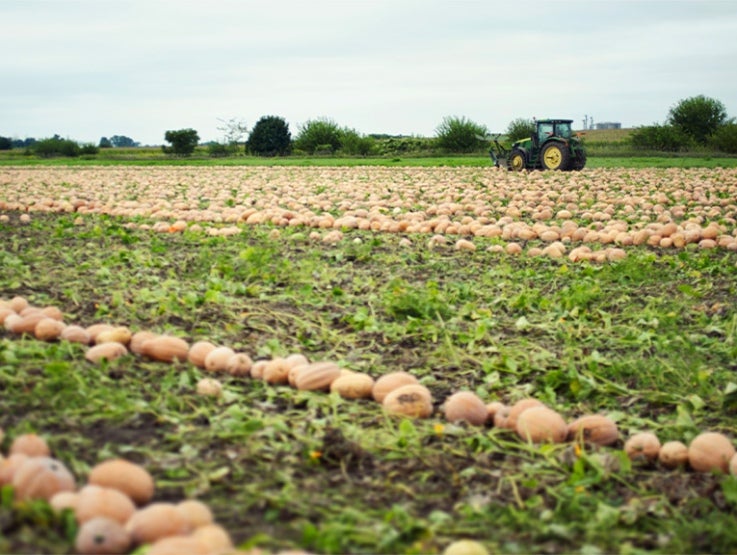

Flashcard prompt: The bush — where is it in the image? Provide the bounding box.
[247,116,291,156]
[710,123,737,154]
[340,128,375,156]
[33,136,81,158]
[79,144,99,156]
[668,95,728,145]
[162,128,199,156]
[629,124,692,152]
[207,142,232,158]
[506,118,535,142]
[435,116,488,153]
[294,118,342,154]
[0,136,12,150]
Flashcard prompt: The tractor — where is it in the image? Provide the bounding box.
[489,119,586,171]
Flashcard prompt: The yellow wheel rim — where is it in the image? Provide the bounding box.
[510,154,525,171]
[543,146,562,169]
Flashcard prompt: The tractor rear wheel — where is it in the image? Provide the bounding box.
[509,149,526,172]
[541,142,571,171]
[572,149,587,171]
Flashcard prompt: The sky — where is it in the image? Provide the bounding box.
[2,0,736,145]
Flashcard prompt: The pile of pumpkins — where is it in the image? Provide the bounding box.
[4,294,737,555]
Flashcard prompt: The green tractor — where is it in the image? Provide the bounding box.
[489,119,586,171]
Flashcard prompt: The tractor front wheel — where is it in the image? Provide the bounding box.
[509,150,526,172]
[541,143,571,171]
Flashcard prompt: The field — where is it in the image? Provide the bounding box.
[1,165,737,554]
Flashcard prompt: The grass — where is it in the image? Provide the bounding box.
[1,210,737,553]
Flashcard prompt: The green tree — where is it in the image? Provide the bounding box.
[434,116,488,153]
[110,135,139,147]
[162,128,199,156]
[629,124,692,152]
[33,136,81,158]
[99,137,112,148]
[506,118,536,142]
[710,122,737,154]
[246,116,291,156]
[667,95,728,144]
[340,127,375,156]
[0,136,12,150]
[294,118,342,154]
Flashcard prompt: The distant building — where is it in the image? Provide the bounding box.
[595,122,622,130]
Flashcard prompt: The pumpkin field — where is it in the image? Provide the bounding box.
[1,165,737,554]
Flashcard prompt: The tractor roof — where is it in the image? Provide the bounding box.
[537,119,574,124]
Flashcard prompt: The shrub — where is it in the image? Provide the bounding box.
[162,129,199,156]
[294,118,341,154]
[506,118,535,142]
[0,136,12,150]
[247,116,291,156]
[207,142,231,158]
[710,123,737,154]
[629,124,692,152]
[340,128,375,156]
[79,144,99,156]
[33,137,81,158]
[434,116,488,153]
[668,95,728,145]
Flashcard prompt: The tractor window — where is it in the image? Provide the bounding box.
[538,123,554,143]
[556,122,572,139]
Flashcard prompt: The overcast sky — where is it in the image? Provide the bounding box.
[2,0,736,145]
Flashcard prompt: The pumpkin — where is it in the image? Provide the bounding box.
[85,324,115,342]
[372,371,419,403]
[624,432,661,462]
[442,539,490,555]
[187,341,217,368]
[192,524,234,553]
[196,378,222,396]
[262,357,291,384]
[658,440,689,469]
[516,406,568,444]
[60,324,92,344]
[294,361,342,391]
[8,295,29,313]
[125,502,192,545]
[34,318,66,341]
[688,431,735,473]
[10,433,50,457]
[0,307,16,325]
[506,399,545,430]
[75,516,131,555]
[203,346,235,372]
[567,414,619,446]
[443,391,488,426]
[140,335,190,363]
[75,484,137,524]
[382,384,434,418]
[330,372,375,399]
[250,360,268,379]
[12,456,76,501]
[95,326,132,346]
[86,342,128,364]
[0,453,29,485]
[493,405,511,429]
[40,306,64,321]
[145,536,206,555]
[88,459,154,505]
[50,490,79,512]
[129,331,160,355]
[288,362,310,387]
[225,353,253,376]
[8,311,47,335]
[176,499,214,528]
[485,401,506,424]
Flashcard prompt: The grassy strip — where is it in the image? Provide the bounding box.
[1,213,737,553]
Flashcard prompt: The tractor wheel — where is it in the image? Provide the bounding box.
[509,150,527,172]
[541,142,571,171]
[572,150,587,171]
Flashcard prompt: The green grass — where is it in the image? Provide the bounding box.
[1,213,737,553]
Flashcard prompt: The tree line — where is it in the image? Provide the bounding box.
[2,95,735,158]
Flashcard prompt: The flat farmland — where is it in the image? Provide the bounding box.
[1,165,737,554]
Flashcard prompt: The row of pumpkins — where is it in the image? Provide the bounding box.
[3,294,737,554]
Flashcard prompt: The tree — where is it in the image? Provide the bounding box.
[246,116,291,156]
[667,95,728,144]
[629,124,692,152]
[110,135,139,148]
[99,137,112,148]
[434,116,488,153]
[294,118,342,154]
[0,136,12,150]
[216,117,248,149]
[711,123,737,154]
[162,128,199,156]
[340,128,375,156]
[506,118,536,142]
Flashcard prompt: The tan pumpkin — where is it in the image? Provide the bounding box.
[225,353,253,376]
[250,360,268,379]
[60,325,92,345]
[624,432,661,462]
[330,372,375,399]
[192,524,234,553]
[34,317,66,341]
[382,384,434,418]
[196,378,222,396]
[12,456,76,501]
[295,361,342,391]
[516,406,568,444]
[85,324,115,342]
[75,516,131,555]
[8,295,29,313]
[203,346,235,372]
[176,499,214,528]
[187,341,217,368]
[10,433,50,457]
[40,306,64,321]
[262,357,291,384]
[49,490,79,512]
[88,459,154,506]
[0,453,29,485]
[493,405,511,429]
[140,335,190,363]
[688,431,735,473]
[658,440,689,469]
[145,536,206,555]
[75,484,137,524]
[129,331,160,355]
[0,307,16,325]
[567,414,619,446]
[8,312,47,335]
[485,401,506,425]
[85,342,128,364]
[95,326,132,346]
[443,391,488,426]
[372,371,419,403]
[125,502,192,545]
[506,399,545,430]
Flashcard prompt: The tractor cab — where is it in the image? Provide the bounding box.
[490,118,586,171]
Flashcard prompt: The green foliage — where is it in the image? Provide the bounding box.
[98,137,112,148]
[162,128,200,156]
[668,95,729,144]
[339,128,375,156]
[506,118,536,142]
[207,142,232,158]
[434,116,488,153]
[629,124,692,152]
[110,135,139,148]
[79,144,99,156]
[710,122,737,154]
[0,136,12,150]
[294,118,342,154]
[247,115,291,156]
[32,136,81,158]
